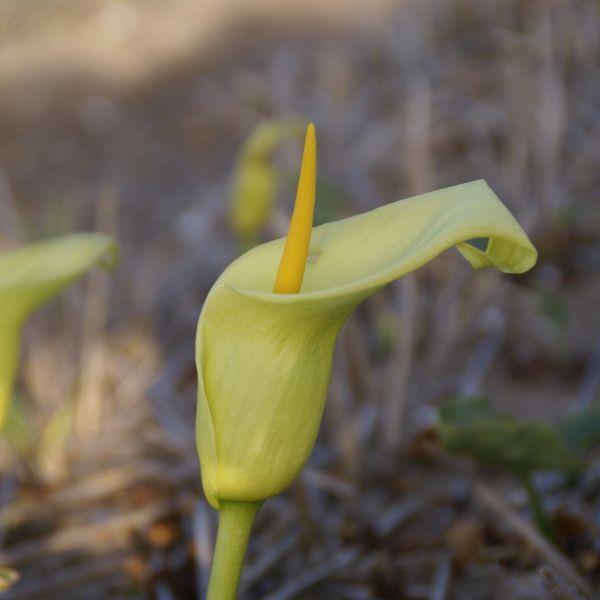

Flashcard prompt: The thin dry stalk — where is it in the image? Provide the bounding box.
[474,482,595,598]
[382,275,418,449]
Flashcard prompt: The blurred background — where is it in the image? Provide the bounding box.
[0,0,599,598]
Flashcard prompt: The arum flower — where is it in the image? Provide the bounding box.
[229,119,304,246]
[196,124,536,598]
[0,234,116,430]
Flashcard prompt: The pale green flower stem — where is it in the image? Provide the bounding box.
[521,474,556,542]
[0,327,21,430]
[207,501,262,600]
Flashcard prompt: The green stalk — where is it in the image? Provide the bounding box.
[0,326,21,431]
[207,501,262,600]
[521,473,555,543]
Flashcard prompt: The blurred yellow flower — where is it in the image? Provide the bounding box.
[229,119,304,246]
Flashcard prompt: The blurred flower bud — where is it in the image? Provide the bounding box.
[229,119,305,246]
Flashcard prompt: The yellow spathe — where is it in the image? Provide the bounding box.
[196,179,537,508]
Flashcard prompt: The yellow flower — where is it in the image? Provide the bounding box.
[196,125,537,510]
[0,233,116,429]
[229,119,304,246]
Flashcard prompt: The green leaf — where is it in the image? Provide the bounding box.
[438,397,584,476]
[559,405,600,452]
[439,420,584,475]
[539,291,568,329]
[438,395,495,427]
[0,233,117,429]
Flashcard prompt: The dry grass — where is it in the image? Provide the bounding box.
[0,0,599,598]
